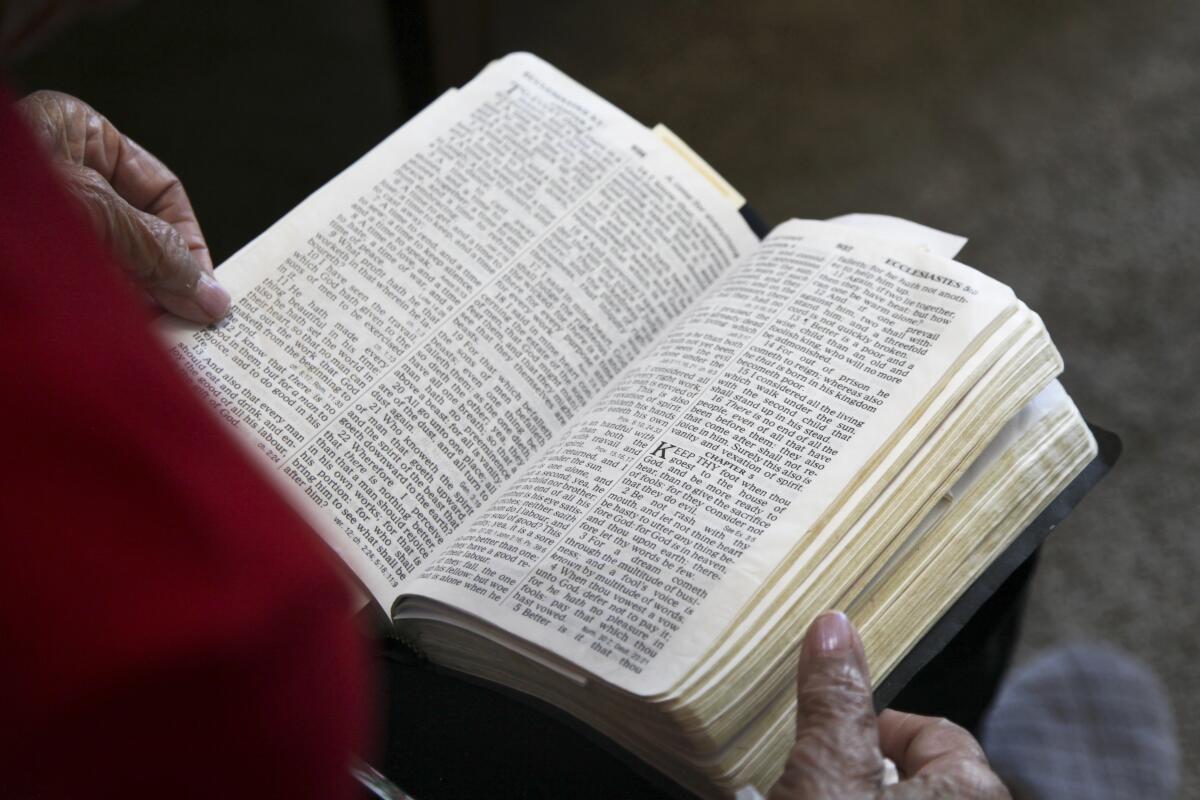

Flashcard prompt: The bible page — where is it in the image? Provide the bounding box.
[399,220,1017,694]
[160,53,758,606]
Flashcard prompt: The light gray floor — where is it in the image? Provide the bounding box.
[12,0,1197,793]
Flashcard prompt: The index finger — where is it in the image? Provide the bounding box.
[104,133,212,273]
[23,91,213,273]
[878,710,988,778]
[878,710,1010,799]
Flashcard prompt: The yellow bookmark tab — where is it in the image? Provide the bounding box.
[653,123,746,209]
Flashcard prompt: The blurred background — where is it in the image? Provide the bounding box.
[8,0,1196,793]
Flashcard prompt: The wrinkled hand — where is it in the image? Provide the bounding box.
[770,611,1011,800]
[17,90,230,323]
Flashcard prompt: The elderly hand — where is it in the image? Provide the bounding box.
[17,90,230,323]
[770,611,1011,800]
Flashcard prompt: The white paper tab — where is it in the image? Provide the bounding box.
[827,213,968,259]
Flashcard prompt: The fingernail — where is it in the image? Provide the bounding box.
[194,273,231,319]
[811,611,853,655]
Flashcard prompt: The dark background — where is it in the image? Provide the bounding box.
[9,0,1197,793]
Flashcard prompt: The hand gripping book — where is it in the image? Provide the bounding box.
[161,54,1100,797]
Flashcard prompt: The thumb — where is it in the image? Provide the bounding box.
[771,611,884,800]
[58,161,230,324]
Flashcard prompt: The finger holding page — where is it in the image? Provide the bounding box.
[17,90,225,322]
[877,710,1010,799]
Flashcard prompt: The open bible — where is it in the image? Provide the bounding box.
[162,53,1097,797]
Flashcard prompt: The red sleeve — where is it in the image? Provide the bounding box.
[0,84,369,799]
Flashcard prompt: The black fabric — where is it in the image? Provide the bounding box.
[372,641,691,799]
[365,426,1119,798]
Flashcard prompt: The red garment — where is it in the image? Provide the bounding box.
[0,84,368,798]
